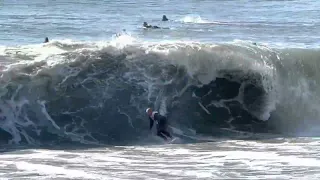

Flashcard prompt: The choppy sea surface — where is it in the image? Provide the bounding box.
[0,0,320,179]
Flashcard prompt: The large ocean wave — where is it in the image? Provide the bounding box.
[0,36,319,146]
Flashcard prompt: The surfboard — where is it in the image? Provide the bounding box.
[166,137,178,144]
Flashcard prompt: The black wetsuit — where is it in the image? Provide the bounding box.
[145,25,160,29]
[149,112,172,140]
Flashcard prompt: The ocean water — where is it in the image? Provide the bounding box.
[0,0,320,179]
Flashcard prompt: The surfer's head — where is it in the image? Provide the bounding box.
[146,108,152,116]
[143,22,148,27]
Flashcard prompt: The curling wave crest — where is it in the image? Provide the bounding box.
[0,38,320,145]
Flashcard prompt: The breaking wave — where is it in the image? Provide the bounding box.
[0,36,320,146]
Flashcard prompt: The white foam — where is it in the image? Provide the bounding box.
[37,100,60,130]
[109,33,138,48]
[1,138,320,179]
[15,161,98,179]
[180,15,211,24]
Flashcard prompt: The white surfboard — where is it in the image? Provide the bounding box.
[166,137,178,144]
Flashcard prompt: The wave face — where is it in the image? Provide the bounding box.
[0,39,319,145]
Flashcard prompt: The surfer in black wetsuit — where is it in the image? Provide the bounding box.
[146,108,173,141]
[162,15,168,21]
[44,37,49,43]
[143,22,160,29]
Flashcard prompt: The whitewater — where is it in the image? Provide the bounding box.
[0,0,320,179]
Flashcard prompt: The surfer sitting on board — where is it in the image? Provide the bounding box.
[44,37,49,43]
[162,15,169,21]
[146,108,173,141]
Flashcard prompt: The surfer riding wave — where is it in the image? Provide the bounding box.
[146,108,173,141]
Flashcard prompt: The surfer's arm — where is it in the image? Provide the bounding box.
[149,117,154,130]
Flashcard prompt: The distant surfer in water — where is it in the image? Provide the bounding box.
[44,37,49,43]
[146,108,173,141]
[143,22,160,29]
[162,15,168,21]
